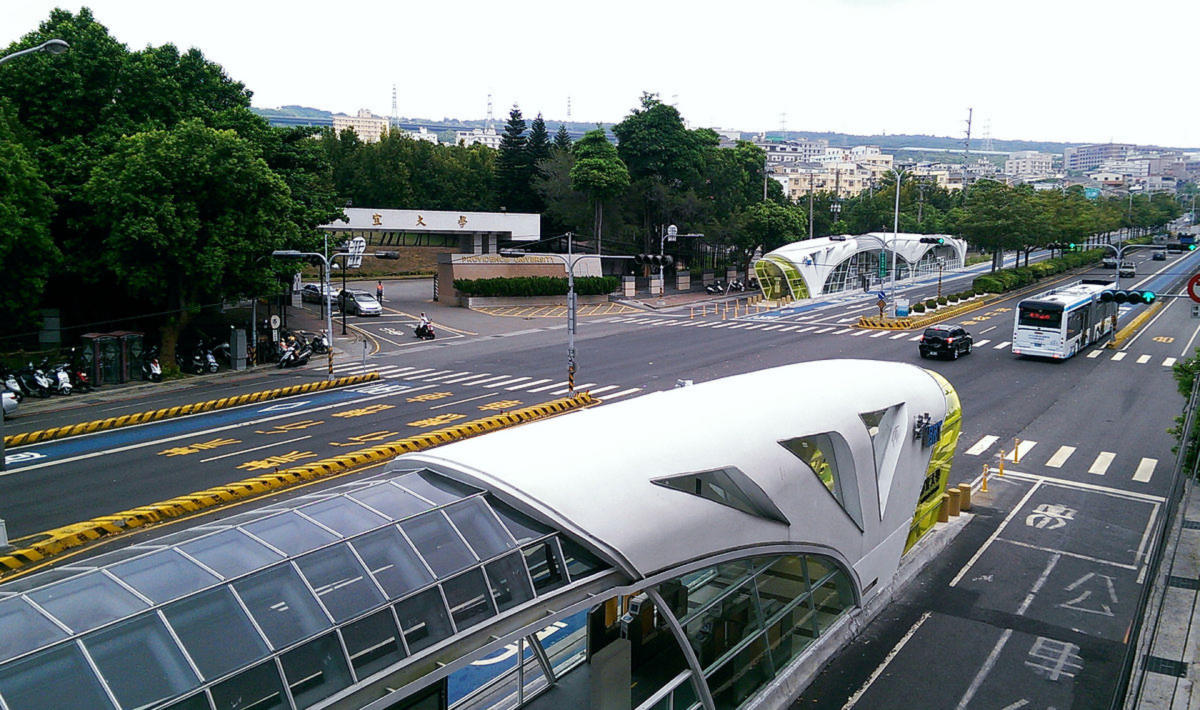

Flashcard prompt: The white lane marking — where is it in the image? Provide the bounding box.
[1111,352,1127,361]
[851,330,871,336]
[1003,440,1037,462]
[835,328,854,335]
[1133,458,1157,483]
[431,393,494,409]
[511,378,550,390]
[891,332,909,340]
[200,435,312,463]
[797,326,817,333]
[422,371,472,381]
[601,388,642,399]
[1046,446,1076,468]
[484,376,532,388]
[552,383,596,395]
[951,482,1044,587]
[1136,354,1151,364]
[964,435,999,456]
[975,339,991,347]
[1088,350,1103,359]
[440,372,492,384]
[870,331,891,338]
[841,611,932,710]
[815,327,835,333]
[838,317,858,323]
[910,335,923,342]
[995,341,1011,349]
[588,385,620,395]
[526,381,568,392]
[955,629,1013,710]
[1017,554,1060,616]
[1164,357,1177,367]
[460,375,512,386]
[1089,451,1116,475]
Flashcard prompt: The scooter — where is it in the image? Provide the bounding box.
[309,332,330,355]
[48,362,72,395]
[277,339,312,368]
[2,367,24,403]
[142,346,163,382]
[705,281,724,295]
[22,363,53,398]
[414,322,436,340]
[729,279,746,292]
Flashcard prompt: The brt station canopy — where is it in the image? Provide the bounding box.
[0,360,962,710]
[754,233,966,301]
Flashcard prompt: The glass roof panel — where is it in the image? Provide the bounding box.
[162,586,269,680]
[299,496,388,536]
[489,499,552,543]
[484,552,534,613]
[351,527,434,600]
[0,597,67,663]
[27,571,148,634]
[445,498,516,560]
[341,609,405,680]
[83,612,199,709]
[0,642,116,710]
[558,538,607,582]
[349,482,434,520]
[242,511,337,557]
[108,549,220,604]
[392,469,478,504]
[400,512,477,577]
[209,660,287,710]
[233,564,331,649]
[62,545,162,570]
[394,588,453,654]
[295,544,385,623]
[441,568,495,631]
[0,568,87,595]
[179,528,284,579]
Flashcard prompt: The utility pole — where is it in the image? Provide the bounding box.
[808,172,815,239]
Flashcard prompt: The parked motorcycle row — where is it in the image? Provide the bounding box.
[277,331,331,369]
[1,349,93,402]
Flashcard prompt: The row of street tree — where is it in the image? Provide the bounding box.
[0,10,1186,356]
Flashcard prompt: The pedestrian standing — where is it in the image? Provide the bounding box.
[376,280,384,303]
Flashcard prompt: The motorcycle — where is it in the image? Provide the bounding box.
[705,281,725,295]
[142,346,163,382]
[277,339,312,368]
[309,332,330,355]
[19,363,52,398]
[64,347,92,393]
[48,361,72,395]
[414,322,436,340]
[729,279,746,292]
[2,367,25,403]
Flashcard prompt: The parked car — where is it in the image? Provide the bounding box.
[919,325,973,360]
[1101,256,1118,269]
[1152,251,1167,261]
[338,290,382,316]
[1118,261,1136,278]
[2,390,18,418]
[301,283,338,308]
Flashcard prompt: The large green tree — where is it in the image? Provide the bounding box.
[495,105,531,212]
[83,121,299,363]
[569,129,630,254]
[0,109,57,336]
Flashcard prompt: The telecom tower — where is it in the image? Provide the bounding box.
[390,84,398,129]
[962,107,973,197]
[981,119,994,153]
[780,112,787,134]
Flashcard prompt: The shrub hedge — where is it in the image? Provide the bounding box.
[453,276,620,297]
[971,248,1107,294]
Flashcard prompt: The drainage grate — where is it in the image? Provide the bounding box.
[1182,520,1200,530]
[1144,656,1188,678]
[1169,576,1200,590]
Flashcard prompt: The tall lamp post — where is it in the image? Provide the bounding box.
[271,250,335,380]
[889,166,908,308]
[0,38,70,479]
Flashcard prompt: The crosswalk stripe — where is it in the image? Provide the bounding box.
[870,331,891,338]
[975,339,990,347]
[710,323,734,328]
[1133,458,1157,483]
[744,324,767,330]
[1111,352,1127,361]
[1089,451,1115,475]
[1136,354,1151,364]
[760,324,785,331]
[588,385,621,394]
[798,326,817,333]
[779,326,800,332]
[852,330,871,336]
[835,328,854,335]
[729,323,750,329]
[964,435,999,456]
[1046,446,1076,468]
[423,371,471,381]
[401,368,438,377]
[1088,350,1103,359]
[910,335,923,342]
[891,332,908,340]
[837,317,858,323]
[485,376,531,388]
[815,327,835,334]
[1165,357,1177,367]
[1004,440,1037,461]
[465,375,512,386]
[553,383,596,395]
[510,378,551,390]
[527,381,568,392]
[602,388,642,399]
[995,341,1011,349]
[441,373,494,384]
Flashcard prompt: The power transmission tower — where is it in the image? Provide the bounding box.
[390,84,398,129]
[962,107,974,199]
[486,93,495,131]
[982,119,993,153]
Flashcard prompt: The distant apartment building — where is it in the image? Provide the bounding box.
[1004,151,1055,178]
[783,164,872,200]
[455,127,502,149]
[755,137,829,165]
[1063,143,1134,173]
[400,126,439,145]
[332,109,389,143]
[909,164,961,191]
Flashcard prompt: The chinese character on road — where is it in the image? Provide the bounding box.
[237,450,317,471]
[255,419,324,435]
[333,404,394,418]
[159,438,240,456]
[478,400,522,411]
[1024,636,1082,681]
[1059,572,1118,616]
[330,431,400,447]
[408,413,466,428]
[1025,504,1077,530]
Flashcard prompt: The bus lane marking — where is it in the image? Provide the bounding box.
[202,435,312,463]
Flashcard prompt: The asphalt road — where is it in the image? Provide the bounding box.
[3,247,1198,708]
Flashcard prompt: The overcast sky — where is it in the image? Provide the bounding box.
[3,1,1197,149]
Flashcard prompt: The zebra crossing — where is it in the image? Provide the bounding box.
[961,434,1161,483]
[318,362,644,400]
[595,315,1181,367]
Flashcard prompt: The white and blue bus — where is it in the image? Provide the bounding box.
[1012,279,1117,359]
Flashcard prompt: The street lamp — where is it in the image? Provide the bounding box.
[271,250,335,379]
[0,37,69,476]
[889,167,908,309]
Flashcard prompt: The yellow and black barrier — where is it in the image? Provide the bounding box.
[857,294,1000,331]
[3,373,381,449]
[1107,302,1164,349]
[0,391,596,574]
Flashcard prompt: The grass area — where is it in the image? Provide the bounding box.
[965,253,992,266]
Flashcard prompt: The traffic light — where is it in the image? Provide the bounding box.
[918,237,945,244]
[1190,244,1197,251]
[1099,289,1156,304]
[634,254,674,267]
[1045,243,1077,251]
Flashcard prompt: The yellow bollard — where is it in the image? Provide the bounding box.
[947,488,961,517]
[981,464,989,492]
[1013,438,1021,464]
[722,305,727,320]
[998,452,1005,477]
[937,493,950,523]
[957,484,972,511]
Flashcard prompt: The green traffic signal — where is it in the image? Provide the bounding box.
[1140,290,1156,304]
[1190,244,1197,251]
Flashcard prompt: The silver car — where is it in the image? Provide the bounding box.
[1118,261,1136,278]
[339,290,382,316]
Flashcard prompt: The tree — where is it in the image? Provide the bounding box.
[525,114,551,214]
[736,201,806,253]
[83,121,299,364]
[570,129,630,255]
[495,105,530,212]
[553,124,572,152]
[0,109,57,337]
[946,180,1031,270]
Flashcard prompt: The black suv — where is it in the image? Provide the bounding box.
[919,325,973,359]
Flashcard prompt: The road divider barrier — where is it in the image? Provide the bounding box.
[1107,302,1163,349]
[856,294,999,331]
[3,373,381,449]
[0,391,596,574]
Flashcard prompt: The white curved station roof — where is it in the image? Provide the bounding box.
[761,233,967,296]
[408,359,952,580]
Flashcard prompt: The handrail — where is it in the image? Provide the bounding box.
[634,669,698,710]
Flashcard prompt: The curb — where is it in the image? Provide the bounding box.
[856,296,997,330]
[0,392,597,574]
[1108,302,1164,348]
[3,373,381,449]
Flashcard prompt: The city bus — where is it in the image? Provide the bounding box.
[1012,279,1117,359]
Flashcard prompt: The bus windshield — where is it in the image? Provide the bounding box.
[1018,305,1063,328]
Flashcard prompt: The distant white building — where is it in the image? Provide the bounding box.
[754,137,829,164]
[1004,151,1055,179]
[456,127,502,150]
[332,109,389,143]
[400,126,439,145]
